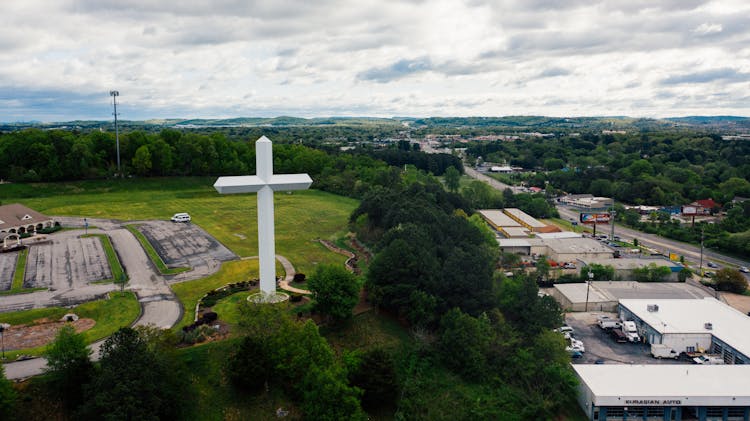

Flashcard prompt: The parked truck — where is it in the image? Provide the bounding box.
[597,316,621,330]
[651,344,679,359]
[621,321,640,342]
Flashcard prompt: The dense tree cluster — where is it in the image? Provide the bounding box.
[353,178,576,418]
[228,303,366,420]
[466,132,750,206]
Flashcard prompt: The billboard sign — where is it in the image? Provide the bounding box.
[681,206,698,216]
[579,213,611,224]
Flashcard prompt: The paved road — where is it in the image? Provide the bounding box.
[463,167,520,193]
[556,206,750,271]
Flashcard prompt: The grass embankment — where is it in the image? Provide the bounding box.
[124,224,190,275]
[171,259,259,329]
[0,291,139,360]
[81,234,128,283]
[1,177,358,275]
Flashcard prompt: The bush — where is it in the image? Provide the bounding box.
[293,273,306,283]
[290,293,304,302]
[714,268,748,294]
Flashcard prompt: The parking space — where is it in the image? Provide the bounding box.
[0,252,18,290]
[137,221,237,272]
[564,312,689,365]
[24,236,111,289]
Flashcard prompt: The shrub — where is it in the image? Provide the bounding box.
[714,268,748,294]
[293,273,306,283]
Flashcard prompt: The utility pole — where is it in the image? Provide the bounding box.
[110,90,121,176]
[610,207,616,242]
[698,227,705,278]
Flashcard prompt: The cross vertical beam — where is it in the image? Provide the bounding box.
[213,136,313,299]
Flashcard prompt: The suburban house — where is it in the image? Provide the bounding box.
[0,203,56,235]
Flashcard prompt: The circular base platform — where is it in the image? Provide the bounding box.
[247,291,290,304]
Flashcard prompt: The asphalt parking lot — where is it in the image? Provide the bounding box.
[137,221,237,276]
[0,252,17,290]
[24,235,111,289]
[565,312,689,365]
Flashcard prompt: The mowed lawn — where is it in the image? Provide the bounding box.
[1,177,358,274]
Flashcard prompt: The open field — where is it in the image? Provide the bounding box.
[0,177,358,275]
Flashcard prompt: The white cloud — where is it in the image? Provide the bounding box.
[694,23,723,35]
[0,0,749,121]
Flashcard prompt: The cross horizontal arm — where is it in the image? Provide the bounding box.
[214,174,313,194]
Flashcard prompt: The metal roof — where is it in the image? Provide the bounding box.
[575,364,750,406]
[620,298,750,358]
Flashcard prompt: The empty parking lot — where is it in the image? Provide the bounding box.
[24,235,111,289]
[0,252,18,290]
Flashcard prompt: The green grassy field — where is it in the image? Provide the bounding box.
[1,177,358,275]
[171,259,260,329]
[0,291,139,359]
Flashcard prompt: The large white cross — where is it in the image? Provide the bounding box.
[213,136,312,298]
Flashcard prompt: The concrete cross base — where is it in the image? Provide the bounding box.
[247,291,290,304]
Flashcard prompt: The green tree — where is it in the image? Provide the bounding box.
[678,267,692,282]
[301,365,365,421]
[438,309,493,380]
[714,268,748,294]
[226,336,271,393]
[131,145,152,176]
[79,327,185,421]
[0,365,16,420]
[308,264,360,322]
[349,348,398,411]
[444,165,460,192]
[43,324,94,409]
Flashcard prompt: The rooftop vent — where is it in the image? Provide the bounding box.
[704,322,713,330]
[647,304,659,312]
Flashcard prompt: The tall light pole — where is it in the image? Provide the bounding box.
[110,90,121,175]
[0,323,7,360]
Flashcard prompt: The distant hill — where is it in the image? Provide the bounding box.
[1,115,748,132]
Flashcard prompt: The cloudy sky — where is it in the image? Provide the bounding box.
[2,0,750,121]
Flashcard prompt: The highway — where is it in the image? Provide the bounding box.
[555,206,750,275]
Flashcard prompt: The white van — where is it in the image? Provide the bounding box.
[171,213,191,223]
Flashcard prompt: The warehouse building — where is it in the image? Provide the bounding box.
[544,237,614,261]
[618,298,750,364]
[575,364,750,420]
[496,238,546,255]
[503,208,548,232]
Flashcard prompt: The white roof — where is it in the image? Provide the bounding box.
[544,238,613,255]
[554,283,613,304]
[620,298,750,357]
[575,365,750,406]
[536,231,581,239]
[497,238,531,247]
[502,227,530,238]
[478,210,521,227]
[503,208,546,228]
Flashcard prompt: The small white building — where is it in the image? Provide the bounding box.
[575,364,750,420]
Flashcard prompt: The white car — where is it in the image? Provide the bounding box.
[740,266,749,273]
[171,212,191,223]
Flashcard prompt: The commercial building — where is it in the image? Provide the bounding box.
[544,237,614,262]
[551,283,617,312]
[478,209,521,230]
[575,364,750,420]
[560,194,614,211]
[0,203,55,235]
[496,238,546,255]
[618,298,750,364]
[503,208,548,232]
